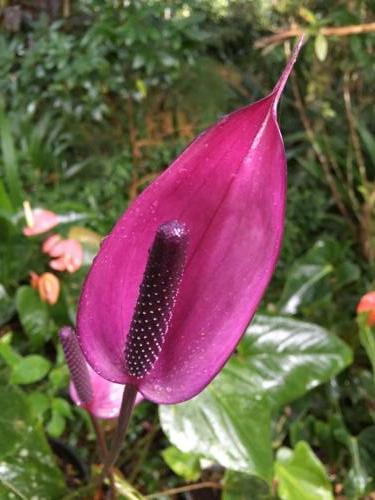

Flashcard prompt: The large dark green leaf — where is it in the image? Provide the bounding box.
[160,380,272,480]
[240,315,352,409]
[160,315,352,481]
[275,441,333,500]
[0,385,66,499]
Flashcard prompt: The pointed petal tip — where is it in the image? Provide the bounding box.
[272,33,305,111]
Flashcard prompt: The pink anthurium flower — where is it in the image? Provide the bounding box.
[60,327,142,419]
[77,38,304,405]
[42,234,63,253]
[23,201,60,236]
[43,236,83,273]
[357,291,375,327]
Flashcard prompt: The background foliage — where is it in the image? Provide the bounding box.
[0,0,374,498]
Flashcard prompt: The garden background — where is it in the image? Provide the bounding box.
[0,0,374,498]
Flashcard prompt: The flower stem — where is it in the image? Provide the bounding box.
[89,414,116,497]
[145,481,222,499]
[89,414,108,460]
[100,384,138,480]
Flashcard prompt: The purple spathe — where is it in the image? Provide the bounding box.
[77,38,304,404]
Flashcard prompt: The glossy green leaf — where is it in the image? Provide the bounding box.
[11,355,51,385]
[278,239,359,316]
[275,441,333,500]
[160,378,272,480]
[241,315,352,408]
[16,286,53,349]
[162,446,200,481]
[279,263,333,315]
[0,385,66,499]
[160,315,352,481]
[223,471,271,500]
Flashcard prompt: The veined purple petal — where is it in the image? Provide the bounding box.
[77,38,304,404]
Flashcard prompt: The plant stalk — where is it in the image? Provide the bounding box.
[100,384,138,481]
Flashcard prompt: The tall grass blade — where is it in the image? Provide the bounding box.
[0,102,23,207]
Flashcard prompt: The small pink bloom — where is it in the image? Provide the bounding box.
[357,292,375,326]
[44,238,83,273]
[23,205,59,236]
[60,327,142,419]
[70,362,143,419]
[42,234,62,254]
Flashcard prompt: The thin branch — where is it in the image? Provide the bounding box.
[128,172,158,201]
[255,22,375,48]
[290,72,356,231]
[145,481,222,499]
[89,414,116,498]
[128,421,159,483]
[342,73,368,189]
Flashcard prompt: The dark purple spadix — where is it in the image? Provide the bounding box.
[59,326,93,404]
[124,220,188,378]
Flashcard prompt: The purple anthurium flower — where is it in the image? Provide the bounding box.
[60,327,142,419]
[77,39,304,405]
[69,361,129,420]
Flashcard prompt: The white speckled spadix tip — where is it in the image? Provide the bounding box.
[124,220,188,378]
[59,326,93,404]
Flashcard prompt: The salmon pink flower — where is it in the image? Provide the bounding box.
[357,292,375,326]
[77,39,304,405]
[59,327,141,419]
[30,271,60,305]
[42,234,63,253]
[23,201,59,236]
[43,236,83,273]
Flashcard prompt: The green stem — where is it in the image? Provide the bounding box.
[89,414,116,497]
[359,325,375,384]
